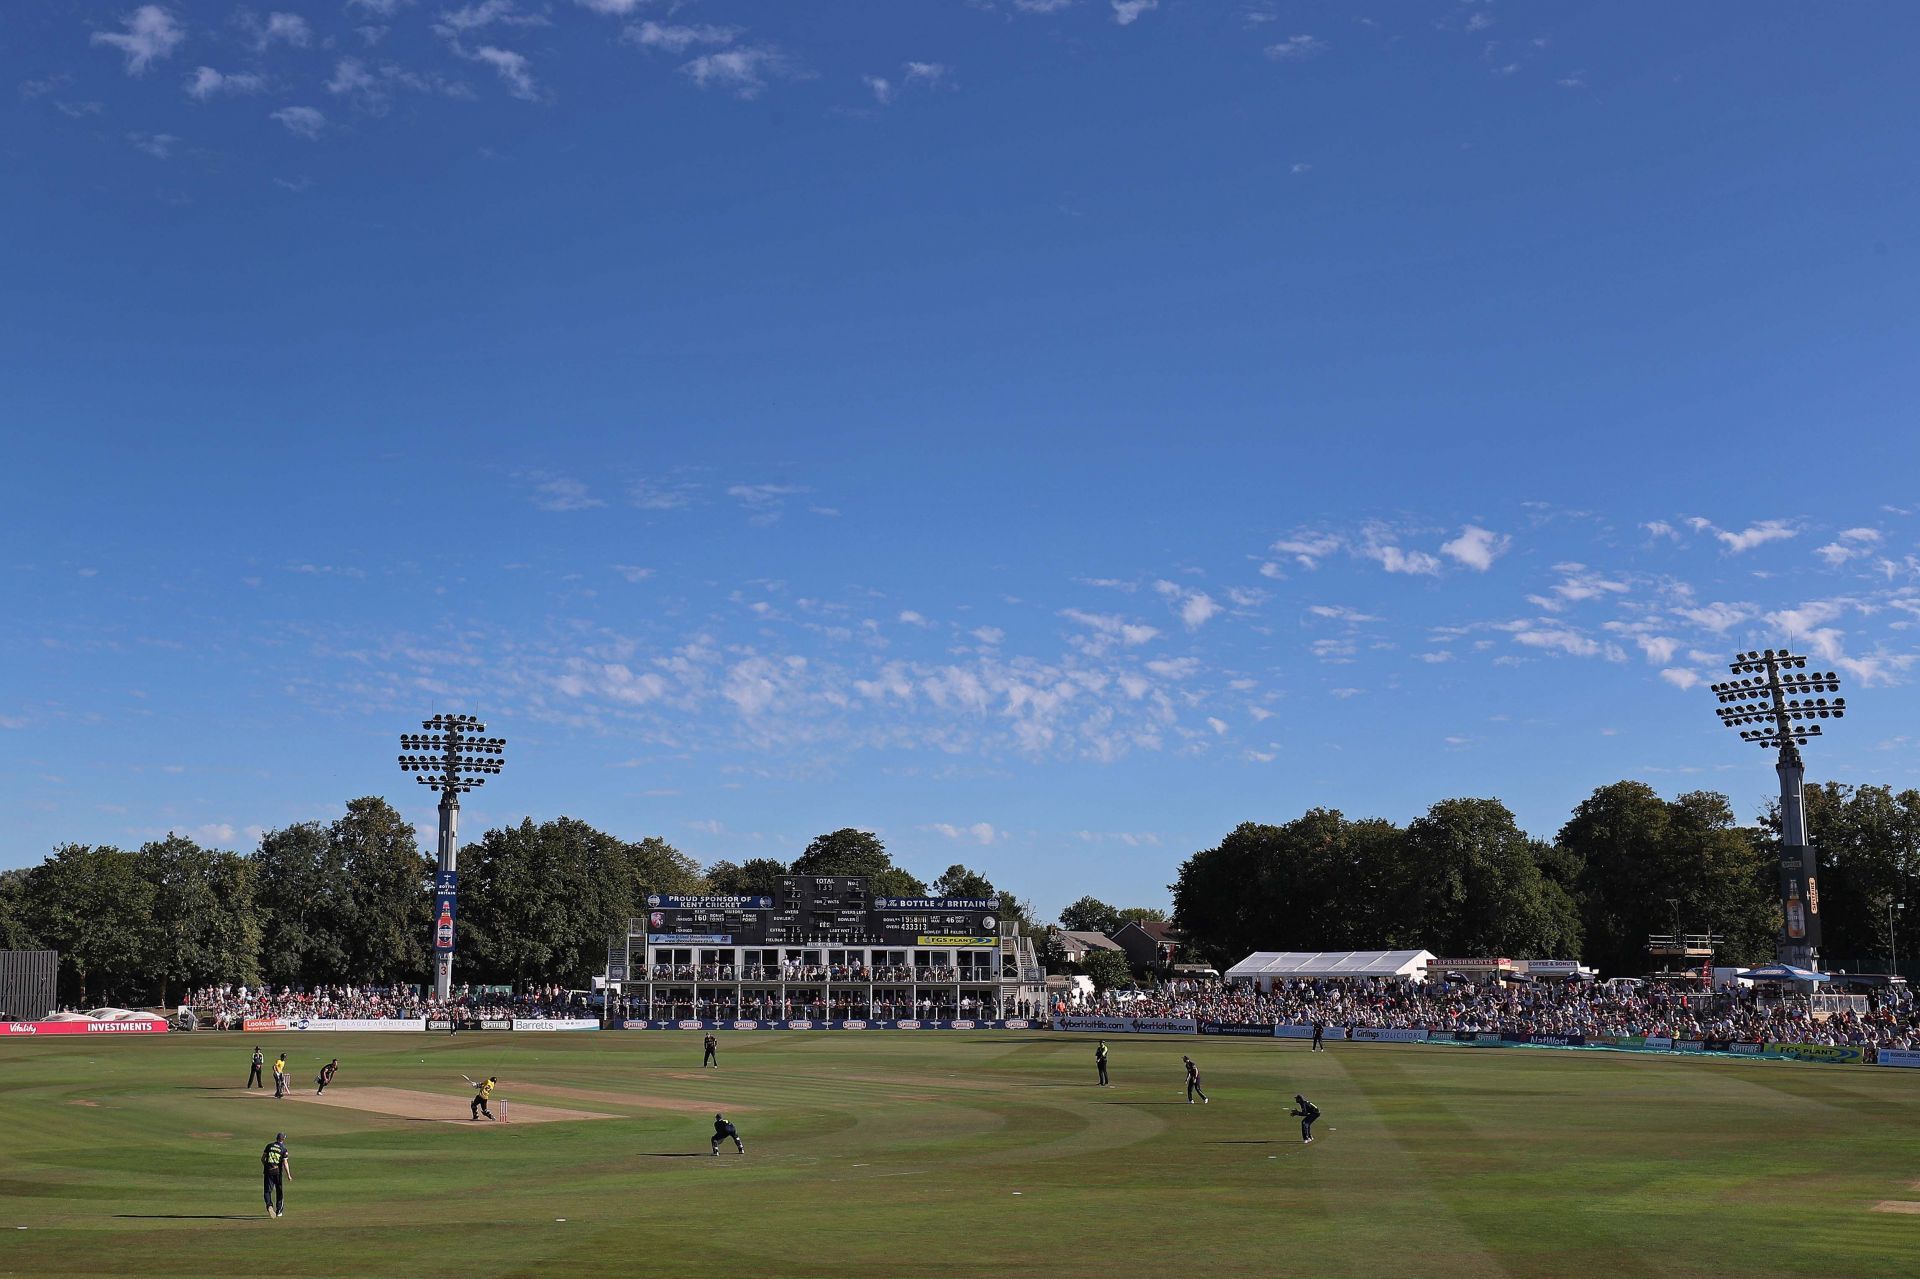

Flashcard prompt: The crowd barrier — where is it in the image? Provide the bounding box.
[0,1018,169,1036]
[1051,1019,1911,1067]
[619,1018,1028,1030]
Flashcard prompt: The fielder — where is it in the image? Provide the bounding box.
[711,1112,744,1156]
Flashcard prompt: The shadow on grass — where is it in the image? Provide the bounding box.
[1206,1140,1278,1145]
[639,1152,707,1158]
[1104,1101,1185,1106]
[114,1214,261,1221]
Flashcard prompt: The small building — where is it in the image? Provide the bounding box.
[1054,930,1125,966]
[1110,920,1184,973]
[1224,949,1436,992]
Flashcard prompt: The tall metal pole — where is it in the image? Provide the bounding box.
[399,714,506,1004]
[1710,650,1845,971]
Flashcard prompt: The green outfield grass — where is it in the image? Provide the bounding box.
[3,1031,1916,1279]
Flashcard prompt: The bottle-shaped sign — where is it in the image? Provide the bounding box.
[436,903,454,949]
[1785,883,1807,939]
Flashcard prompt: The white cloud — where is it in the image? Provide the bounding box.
[271,105,326,138]
[1714,519,1797,553]
[903,61,949,88]
[251,12,313,49]
[1636,635,1680,665]
[1265,34,1326,61]
[1154,580,1222,629]
[1060,609,1159,646]
[128,131,180,158]
[1272,531,1342,569]
[574,0,647,13]
[185,66,264,100]
[971,627,1005,646]
[1840,528,1882,544]
[1291,162,1312,174]
[347,0,413,12]
[464,45,539,99]
[625,22,739,54]
[1765,600,1846,637]
[1368,544,1443,576]
[1206,716,1228,735]
[1308,605,1379,623]
[1112,0,1158,24]
[611,565,654,583]
[930,821,1001,845]
[1012,0,1075,11]
[726,483,808,524]
[863,74,893,105]
[682,47,794,99]
[1674,601,1749,633]
[437,1,546,33]
[1513,626,1601,658]
[898,610,930,627]
[1659,668,1700,690]
[93,6,185,75]
[1642,520,1680,540]
[1439,525,1511,571]
[527,474,603,511]
[1329,687,1363,699]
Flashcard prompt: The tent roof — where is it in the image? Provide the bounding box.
[1225,949,1436,980]
[1737,964,1831,982]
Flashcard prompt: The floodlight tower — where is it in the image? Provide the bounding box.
[1710,651,1845,970]
[398,714,506,1002]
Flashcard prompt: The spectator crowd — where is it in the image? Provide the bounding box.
[185,983,588,1027]
[1073,975,1920,1051]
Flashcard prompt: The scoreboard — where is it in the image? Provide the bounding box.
[638,881,1000,947]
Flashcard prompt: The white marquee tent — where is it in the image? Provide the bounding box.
[1225,949,1436,990]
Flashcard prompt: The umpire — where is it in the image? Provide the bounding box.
[247,1046,265,1089]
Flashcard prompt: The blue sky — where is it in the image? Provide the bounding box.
[5,1,1920,917]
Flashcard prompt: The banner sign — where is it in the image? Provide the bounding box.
[1643,1036,1674,1050]
[1523,960,1581,974]
[1778,845,1823,949]
[1352,1027,1430,1043]
[434,870,458,894]
[1200,1022,1277,1037]
[1876,1048,1920,1068]
[432,888,457,954]
[286,1018,427,1032]
[1526,1034,1586,1048]
[876,898,997,910]
[1051,1014,1198,1034]
[510,1018,599,1032]
[615,1018,1011,1031]
[0,1018,170,1036]
[1766,1042,1862,1064]
[648,895,774,910]
[243,1017,290,1032]
[426,1018,455,1031]
[647,934,732,945]
[914,935,996,947]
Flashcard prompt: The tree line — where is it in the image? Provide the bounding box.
[0,805,1029,1008]
[1170,780,1920,978]
[1,776,1911,1007]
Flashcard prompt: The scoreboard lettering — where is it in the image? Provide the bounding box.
[634,876,1001,948]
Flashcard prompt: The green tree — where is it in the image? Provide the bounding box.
[706,857,789,897]
[626,835,708,903]
[1170,810,1413,968]
[138,834,262,1005]
[460,817,638,987]
[24,845,154,1006]
[1786,783,1920,972]
[0,868,36,950]
[335,797,433,986]
[1080,948,1134,991]
[932,864,996,900]
[253,821,356,988]
[792,828,893,878]
[1115,906,1169,924]
[1400,797,1581,958]
[1059,895,1123,934]
[1561,782,1776,974]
